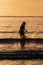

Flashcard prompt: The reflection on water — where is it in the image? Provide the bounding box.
[0,41,43,52]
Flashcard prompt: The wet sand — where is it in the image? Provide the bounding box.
[0,60,43,65]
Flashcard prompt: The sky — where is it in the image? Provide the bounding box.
[0,0,43,16]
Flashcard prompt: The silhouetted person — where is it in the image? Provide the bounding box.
[19,21,28,49]
[19,21,27,38]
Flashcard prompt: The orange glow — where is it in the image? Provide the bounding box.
[0,0,43,16]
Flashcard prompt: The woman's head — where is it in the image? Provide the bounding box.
[23,21,26,25]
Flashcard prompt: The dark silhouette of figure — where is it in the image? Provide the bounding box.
[19,21,28,49]
[19,21,27,38]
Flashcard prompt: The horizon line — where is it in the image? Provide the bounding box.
[0,16,43,17]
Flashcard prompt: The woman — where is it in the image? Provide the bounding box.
[19,21,27,38]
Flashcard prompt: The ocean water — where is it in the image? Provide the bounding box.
[0,16,43,38]
[0,16,43,65]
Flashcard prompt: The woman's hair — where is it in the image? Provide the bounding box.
[23,21,26,25]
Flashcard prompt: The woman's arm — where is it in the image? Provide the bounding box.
[25,29,28,32]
